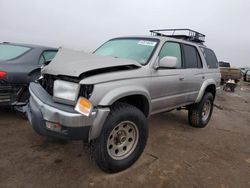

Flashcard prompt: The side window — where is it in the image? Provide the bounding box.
[38,55,45,65]
[183,44,202,68]
[38,50,57,65]
[43,51,57,61]
[159,42,182,68]
[200,47,218,68]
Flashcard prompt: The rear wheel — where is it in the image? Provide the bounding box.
[188,92,214,128]
[90,102,148,173]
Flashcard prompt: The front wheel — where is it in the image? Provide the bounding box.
[188,92,214,128]
[90,102,148,173]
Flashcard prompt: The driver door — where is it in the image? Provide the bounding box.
[150,42,187,114]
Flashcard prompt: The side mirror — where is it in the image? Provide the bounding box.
[158,56,177,69]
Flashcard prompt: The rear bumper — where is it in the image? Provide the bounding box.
[0,85,12,105]
[26,82,110,141]
[0,83,26,106]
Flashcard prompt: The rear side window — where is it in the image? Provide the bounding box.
[200,47,218,68]
[0,44,30,61]
[43,51,57,61]
[38,50,57,65]
[159,42,182,68]
[183,44,202,68]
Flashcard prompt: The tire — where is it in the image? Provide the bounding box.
[90,102,148,173]
[188,92,214,128]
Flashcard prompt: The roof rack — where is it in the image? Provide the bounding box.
[150,29,205,44]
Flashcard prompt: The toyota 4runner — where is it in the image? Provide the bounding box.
[26,29,221,173]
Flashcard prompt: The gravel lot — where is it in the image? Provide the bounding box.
[0,82,250,188]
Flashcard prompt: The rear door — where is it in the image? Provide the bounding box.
[200,47,220,87]
[181,44,204,102]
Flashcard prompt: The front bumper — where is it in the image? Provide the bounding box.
[26,82,110,141]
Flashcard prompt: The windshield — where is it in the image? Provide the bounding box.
[94,38,159,65]
[0,44,31,61]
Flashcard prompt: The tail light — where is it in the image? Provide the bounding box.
[0,71,7,80]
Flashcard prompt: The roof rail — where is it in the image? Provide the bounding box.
[150,29,205,44]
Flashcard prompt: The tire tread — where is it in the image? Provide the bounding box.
[90,102,148,173]
[188,92,214,128]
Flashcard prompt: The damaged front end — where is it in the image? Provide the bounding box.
[25,48,142,141]
[39,74,94,101]
[25,81,109,141]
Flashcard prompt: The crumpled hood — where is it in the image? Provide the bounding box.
[42,48,141,77]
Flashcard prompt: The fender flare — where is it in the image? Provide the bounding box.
[195,79,216,103]
[98,86,151,111]
[89,86,151,140]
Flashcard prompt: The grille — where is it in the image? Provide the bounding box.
[40,74,55,96]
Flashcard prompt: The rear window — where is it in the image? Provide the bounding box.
[0,44,31,61]
[200,47,218,68]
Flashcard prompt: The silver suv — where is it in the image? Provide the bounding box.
[26,29,221,173]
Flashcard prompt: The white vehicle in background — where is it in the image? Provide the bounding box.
[245,70,250,82]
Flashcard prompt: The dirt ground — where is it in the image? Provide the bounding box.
[0,82,250,188]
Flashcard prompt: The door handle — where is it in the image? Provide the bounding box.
[179,77,184,81]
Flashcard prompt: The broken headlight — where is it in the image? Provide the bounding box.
[53,80,80,105]
[79,85,94,99]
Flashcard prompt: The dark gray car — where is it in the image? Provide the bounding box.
[0,42,57,106]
